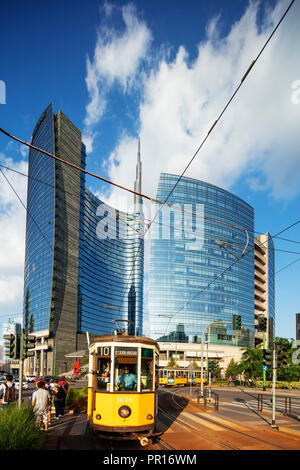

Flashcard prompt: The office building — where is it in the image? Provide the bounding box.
[23,103,144,375]
[254,233,275,348]
[296,313,300,341]
[149,173,255,348]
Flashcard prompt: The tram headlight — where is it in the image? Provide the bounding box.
[147,414,153,420]
[95,414,101,420]
[118,406,132,418]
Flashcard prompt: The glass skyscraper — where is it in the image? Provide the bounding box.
[149,173,255,347]
[78,189,144,337]
[23,104,144,375]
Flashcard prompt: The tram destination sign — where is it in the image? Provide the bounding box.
[115,347,137,356]
[96,346,137,356]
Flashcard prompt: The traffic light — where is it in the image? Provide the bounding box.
[262,349,272,369]
[258,316,267,332]
[232,314,242,330]
[22,333,36,359]
[3,334,14,358]
[277,345,289,368]
[3,333,20,359]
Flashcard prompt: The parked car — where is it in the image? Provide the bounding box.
[14,380,28,390]
[26,375,35,383]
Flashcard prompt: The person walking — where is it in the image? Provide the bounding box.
[44,378,53,424]
[53,379,66,419]
[0,374,17,405]
[58,376,69,415]
[32,380,51,431]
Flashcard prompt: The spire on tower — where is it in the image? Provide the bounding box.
[134,137,142,211]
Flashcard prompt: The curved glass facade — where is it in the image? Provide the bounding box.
[149,173,255,347]
[78,190,144,336]
[23,104,144,375]
[23,103,55,332]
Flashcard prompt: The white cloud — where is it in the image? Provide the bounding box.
[83,2,152,151]
[0,155,27,308]
[91,0,300,211]
[0,275,24,305]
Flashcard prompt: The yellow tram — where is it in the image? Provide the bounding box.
[87,333,160,446]
[159,368,206,387]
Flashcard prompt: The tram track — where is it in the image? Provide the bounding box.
[158,389,293,450]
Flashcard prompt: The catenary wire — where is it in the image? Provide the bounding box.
[0,0,295,331]
[3,161,300,253]
[161,218,300,336]
[102,0,296,315]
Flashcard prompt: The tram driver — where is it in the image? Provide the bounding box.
[117,367,137,391]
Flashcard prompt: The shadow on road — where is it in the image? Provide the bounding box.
[155,389,189,437]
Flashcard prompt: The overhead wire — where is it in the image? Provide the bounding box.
[2,161,300,254]
[103,0,296,314]
[160,217,300,336]
[0,0,295,331]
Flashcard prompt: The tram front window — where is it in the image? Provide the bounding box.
[114,347,137,391]
[96,350,111,391]
[141,348,154,392]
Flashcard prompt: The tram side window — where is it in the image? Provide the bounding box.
[96,349,111,391]
[141,348,154,392]
[155,353,159,390]
[114,347,137,392]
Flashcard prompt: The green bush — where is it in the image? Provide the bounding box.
[0,404,43,450]
[253,380,300,390]
[80,383,88,397]
[65,386,88,414]
[65,387,81,406]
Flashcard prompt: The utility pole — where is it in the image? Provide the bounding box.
[263,331,266,391]
[18,329,24,408]
[271,341,278,429]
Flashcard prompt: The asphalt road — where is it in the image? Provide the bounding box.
[168,385,300,432]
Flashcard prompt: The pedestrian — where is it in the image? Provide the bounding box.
[59,376,70,394]
[53,379,66,419]
[0,374,17,405]
[228,376,233,387]
[58,376,69,415]
[44,378,53,424]
[32,380,51,431]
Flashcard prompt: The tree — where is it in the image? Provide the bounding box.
[275,337,300,381]
[24,289,30,334]
[239,346,262,379]
[225,358,241,378]
[29,314,35,334]
[167,356,177,368]
[190,361,200,370]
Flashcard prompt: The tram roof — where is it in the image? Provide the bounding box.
[89,334,159,349]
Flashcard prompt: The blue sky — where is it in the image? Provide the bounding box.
[0,0,299,342]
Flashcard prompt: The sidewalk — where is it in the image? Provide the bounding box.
[42,410,89,450]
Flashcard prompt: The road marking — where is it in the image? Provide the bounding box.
[198,413,251,432]
[181,412,223,431]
